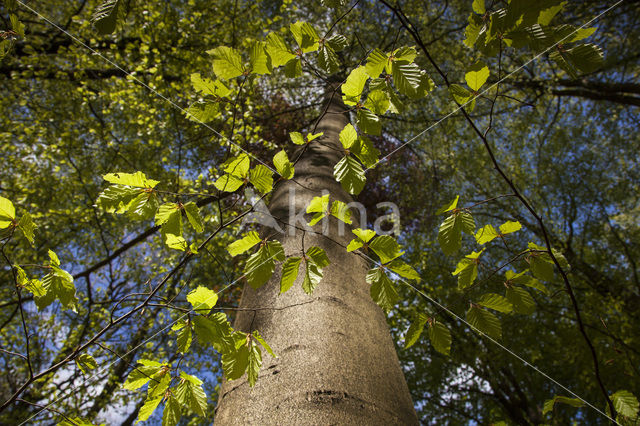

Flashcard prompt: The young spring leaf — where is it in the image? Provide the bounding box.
[0,195,15,228]
[138,395,163,423]
[17,212,36,245]
[475,224,499,245]
[76,354,98,374]
[92,0,120,35]
[477,293,513,313]
[227,231,262,257]
[506,286,535,314]
[249,40,272,75]
[174,371,207,417]
[103,171,159,188]
[505,269,548,295]
[369,235,404,264]
[177,323,193,354]
[183,202,204,233]
[244,241,285,289]
[252,330,276,358]
[273,150,294,180]
[466,306,502,339]
[290,21,319,53]
[347,228,376,252]
[366,267,399,311]
[612,390,639,419]
[162,396,182,426]
[280,256,302,294]
[387,259,421,281]
[542,395,585,415]
[209,46,245,80]
[356,108,381,136]
[339,123,358,149]
[302,246,330,294]
[266,32,296,67]
[247,339,263,387]
[249,164,274,194]
[429,321,452,355]
[334,155,366,195]
[404,313,427,349]
[436,196,459,215]
[330,200,352,224]
[186,286,218,312]
[123,359,167,390]
[342,66,368,105]
[193,313,235,354]
[438,210,475,255]
[465,61,490,91]
[307,194,330,226]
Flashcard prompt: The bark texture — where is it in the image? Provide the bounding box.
[214,91,418,425]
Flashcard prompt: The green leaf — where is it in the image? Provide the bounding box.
[326,34,347,51]
[126,192,159,221]
[387,259,421,281]
[465,61,490,91]
[351,135,380,168]
[156,203,182,238]
[273,150,294,179]
[175,371,207,417]
[452,258,478,290]
[190,72,230,97]
[364,89,390,115]
[404,313,427,349]
[506,286,535,314]
[449,84,475,111]
[249,164,274,194]
[164,234,188,251]
[244,241,284,289]
[318,44,340,74]
[391,61,422,96]
[369,235,404,263]
[472,0,485,15]
[529,252,554,281]
[0,195,15,227]
[186,101,219,123]
[148,372,171,399]
[366,268,398,311]
[17,212,36,245]
[36,262,77,311]
[460,212,476,235]
[209,46,245,80]
[177,323,192,354]
[103,171,159,188]
[506,270,548,295]
[475,224,499,245]
[542,395,584,415]
[247,340,263,387]
[187,286,218,312]
[339,123,358,149]
[249,40,272,75]
[302,247,330,294]
[356,108,381,136]
[221,334,250,380]
[224,153,251,177]
[365,48,388,78]
[214,174,244,192]
[252,330,276,358]
[280,256,301,294]
[76,354,98,374]
[284,57,302,78]
[334,155,366,195]
[330,200,352,225]
[227,232,262,257]
[436,196,459,215]
[289,131,305,145]
[290,21,319,52]
[500,220,521,234]
[162,396,182,426]
[96,185,141,214]
[266,32,296,67]
[429,321,452,355]
[138,395,163,423]
[193,313,235,353]
[612,390,639,419]
[477,293,513,313]
[466,306,502,339]
[342,66,368,105]
[438,214,462,255]
[347,228,376,252]
[92,0,120,35]
[307,195,329,226]
[123,361,165,391]
[184,202,204,233]
[16,267,46,298]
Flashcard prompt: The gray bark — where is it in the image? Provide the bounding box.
[214,90,418,425]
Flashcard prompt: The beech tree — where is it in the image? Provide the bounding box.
[1,0,639,425]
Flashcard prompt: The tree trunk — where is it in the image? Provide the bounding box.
[214,89,418,424]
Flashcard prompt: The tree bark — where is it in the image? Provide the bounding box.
[214,89,418,424]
